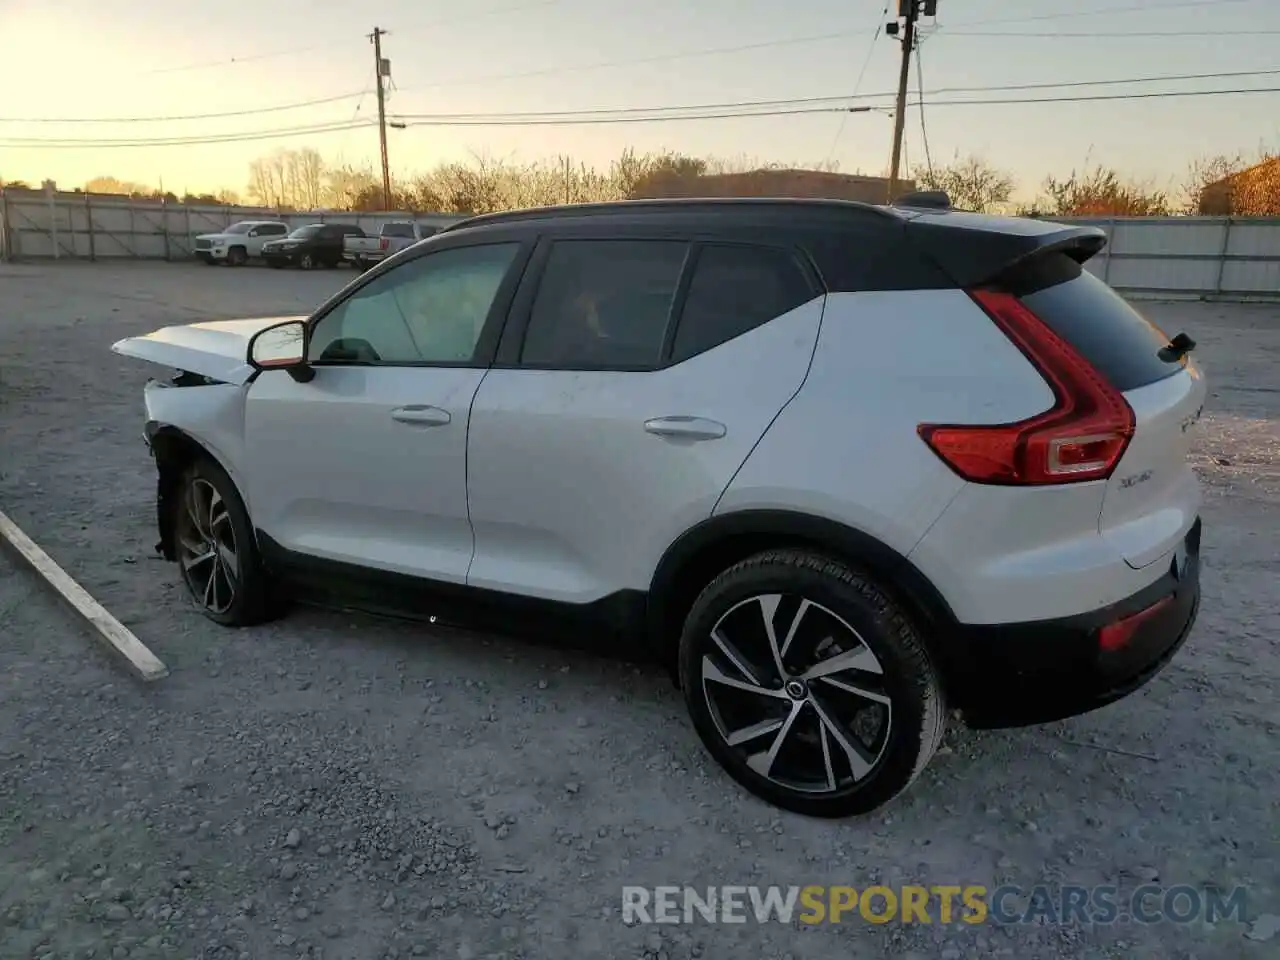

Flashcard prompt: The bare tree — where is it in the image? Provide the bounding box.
[1040,165,1169,217]
[623,151,709,199]
[247,154,287,208]
[246,149,327,209]
[84,175,151,196]
[287,148,326,210]
[912,154,1015,212]
[1184,150,1280,215]
[324,163,378,209]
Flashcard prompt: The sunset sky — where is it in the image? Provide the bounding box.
[1,0,1277,201]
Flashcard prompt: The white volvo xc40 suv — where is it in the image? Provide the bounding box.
[113,196,1205,817]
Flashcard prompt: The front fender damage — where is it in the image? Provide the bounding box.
[143,371,250,561]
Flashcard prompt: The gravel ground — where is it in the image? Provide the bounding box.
[1,261,1277,960]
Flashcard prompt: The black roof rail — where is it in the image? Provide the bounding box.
[892,190,952,210]
[436,196,900,234]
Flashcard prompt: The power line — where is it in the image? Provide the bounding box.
[909,85,1280,109]
[119,0,576,79]
[0,121,372,149]
[948,0,1261,28]
[394,0,577,36]
[392,85,1280,127]
[7,83,1280,149]
[942,29,1280,38]
[915,41,933,179]
[393,29,868,94]
[920,66,1280,97]
[401,106,864,127]
[389,67,1280,120]
[825,3,890,166]
[0,92,365,125]
[133,40,351,77]
[397,94,880,121]
[13,64,1275,127]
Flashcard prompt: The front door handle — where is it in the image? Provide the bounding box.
[643,416,727,441]
[391,405,452,427]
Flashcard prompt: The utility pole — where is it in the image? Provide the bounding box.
[886,1,935,201]
[371,27,392,210]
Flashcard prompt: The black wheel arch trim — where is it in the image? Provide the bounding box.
[146,424,243,562]
[647,509,963,679]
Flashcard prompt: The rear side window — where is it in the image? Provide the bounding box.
[520,240,688,368]
[671,245,814,363]
[1004,254,1179,392]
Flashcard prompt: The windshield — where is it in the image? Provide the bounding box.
[288,225,322,239]
[224,223,253,235]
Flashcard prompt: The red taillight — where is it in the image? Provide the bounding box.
[1098,595,1174,652]
[380,238,389,250]
[917,289,1135,485]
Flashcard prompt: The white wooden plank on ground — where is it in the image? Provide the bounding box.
[0,509,168,682]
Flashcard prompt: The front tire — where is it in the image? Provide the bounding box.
[227,246,248,266]
[172,457,274,626]
[678,550,946,818]
[299,253,314,270]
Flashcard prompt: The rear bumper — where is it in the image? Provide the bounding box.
[951,518,1201,729]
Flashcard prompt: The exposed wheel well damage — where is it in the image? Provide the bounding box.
[149,426,216,561]
[646,511,963,695]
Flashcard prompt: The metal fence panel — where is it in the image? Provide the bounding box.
[2,190,1277,299]
[1058,216,1279,299]
[0,189,468,263]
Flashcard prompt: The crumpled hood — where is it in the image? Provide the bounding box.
[111,316,307,384]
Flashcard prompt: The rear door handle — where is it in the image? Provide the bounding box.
[643,416,727,441]
[391,405,452,427]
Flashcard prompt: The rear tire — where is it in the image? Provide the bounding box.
[172,457,277,627]
[678,549,946,818]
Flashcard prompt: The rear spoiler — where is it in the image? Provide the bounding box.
[904,215,1107,289]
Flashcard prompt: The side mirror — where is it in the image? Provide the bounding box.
[247,320,314,382]
[247,228,260,238]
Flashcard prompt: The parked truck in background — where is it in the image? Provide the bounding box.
[193,220,290,266]
[342,221,438,271]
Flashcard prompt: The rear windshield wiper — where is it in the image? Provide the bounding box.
[1158,332,1196,364]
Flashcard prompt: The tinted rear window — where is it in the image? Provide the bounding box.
[1003,254,1180,392]
[671,245,813,363]
[382,223,416,238]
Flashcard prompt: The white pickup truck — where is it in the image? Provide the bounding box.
[342,221,438,270]
[193,220,291,266]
